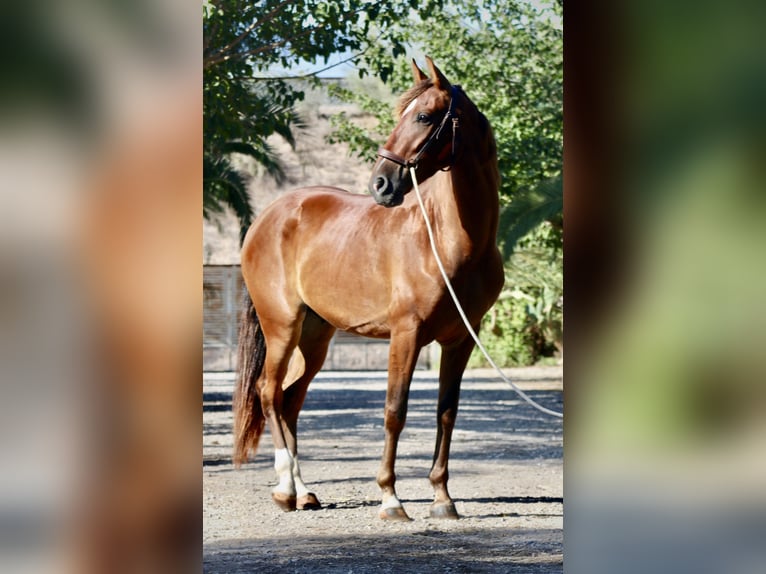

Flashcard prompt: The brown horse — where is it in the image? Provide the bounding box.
[233,57,503,521]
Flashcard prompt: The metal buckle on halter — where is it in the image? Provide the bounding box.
[451,116,460,158]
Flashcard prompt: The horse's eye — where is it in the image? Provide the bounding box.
[416,112,432,124]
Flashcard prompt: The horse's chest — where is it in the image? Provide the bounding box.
[416,264,497,324]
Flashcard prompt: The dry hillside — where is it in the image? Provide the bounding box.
[204,99,378,264]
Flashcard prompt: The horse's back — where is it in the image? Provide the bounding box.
[263,185,368,212]
[241,185,375,293]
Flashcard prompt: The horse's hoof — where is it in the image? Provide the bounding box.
[430,500,460,520]
[296,492,322,510]
[272,491,297,512]
[379,506,412,522]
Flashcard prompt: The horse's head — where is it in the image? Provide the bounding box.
[368,57,462,207]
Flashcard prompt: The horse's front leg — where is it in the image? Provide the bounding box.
[377,329,421,521]
[429,335,475,519]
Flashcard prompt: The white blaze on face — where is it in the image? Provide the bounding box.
[402,98,418,118]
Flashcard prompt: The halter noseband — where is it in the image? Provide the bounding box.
[377,85,461,170]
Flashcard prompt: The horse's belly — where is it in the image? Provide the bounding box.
[298,278,392,339]
[306,301,391,339]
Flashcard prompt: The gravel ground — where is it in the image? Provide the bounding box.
[204,367,563,573]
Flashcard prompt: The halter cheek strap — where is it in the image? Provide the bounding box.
[377,85,461,170]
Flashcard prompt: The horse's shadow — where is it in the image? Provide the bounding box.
[463,495,563,519]
[322,499,380,510]
[321,495,563,517]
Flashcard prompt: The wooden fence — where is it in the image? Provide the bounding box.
[203,265,437,371]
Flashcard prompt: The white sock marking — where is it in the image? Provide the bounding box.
[273,448,295,496]
[291,455,310,497]
[381,494,403,510]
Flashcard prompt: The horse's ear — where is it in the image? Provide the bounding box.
[411,59,427,84]
[425,56,451,91]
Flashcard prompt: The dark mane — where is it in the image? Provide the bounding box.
[395,79,433,117]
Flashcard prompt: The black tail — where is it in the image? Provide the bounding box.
[232,293,267,467]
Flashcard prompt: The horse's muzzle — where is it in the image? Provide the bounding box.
[369,174,404,207]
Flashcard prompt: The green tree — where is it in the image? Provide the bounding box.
[329,0,563,364]
[329,0,562,201]
[203,0,442,241]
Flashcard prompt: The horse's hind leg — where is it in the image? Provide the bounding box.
[429,335,476,519]
[257,308,307,512]
[280,311,335,510]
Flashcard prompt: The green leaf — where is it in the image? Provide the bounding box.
[498,174,562,259]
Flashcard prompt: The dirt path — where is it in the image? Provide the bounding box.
[204,367,563,573]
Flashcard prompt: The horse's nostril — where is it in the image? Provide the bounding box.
[374,176,388,192]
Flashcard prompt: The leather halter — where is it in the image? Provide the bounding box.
[377,85,461,170]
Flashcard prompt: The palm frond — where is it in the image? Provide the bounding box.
[266,103,306,148]
[221,140,287,185]
[203,154,255,244]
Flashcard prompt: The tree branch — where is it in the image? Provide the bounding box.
[205,0,299,66]
[249,48,371,80]
[204,4,369,70]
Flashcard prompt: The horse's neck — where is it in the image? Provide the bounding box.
[426,155,500,260]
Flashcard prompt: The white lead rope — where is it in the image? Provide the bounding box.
[410,167,563,419]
